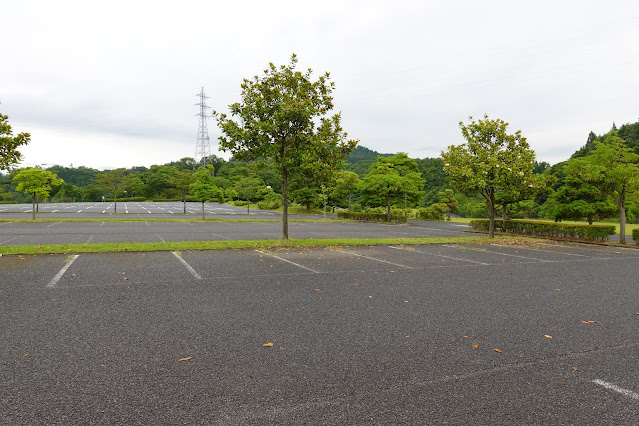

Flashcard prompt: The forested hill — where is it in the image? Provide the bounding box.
[345,145,393,177]
[571,121,639,159]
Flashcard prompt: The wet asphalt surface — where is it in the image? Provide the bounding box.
[1,202,639,424]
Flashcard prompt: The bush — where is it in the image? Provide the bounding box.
[469,219,616,241]
[0,200,18,204]
[633,228,639,244]
[120,196,146,202]
[337,211,407,223]
[417,203,446,221]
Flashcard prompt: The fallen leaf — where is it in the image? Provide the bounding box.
[405,335,411,338]
[404,300,409,303]
[493,348,502,353]
[555,289,561,291]
[313,289,320,292]
[177,356,193,362]
[23,353,30,357]
[571,367,579,371]
[262,342,274,347]
[581,320,596,324]
[368,295,373,299]
[268,299,273,303]
[463,336,469,339]
[544,335,553,339]
[123,277,128,281]
[472,344,479,349]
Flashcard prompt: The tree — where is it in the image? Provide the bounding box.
[94,169,128,212]
[333,170,361,211]
[569,136,639,243]
[545,172,615,225]
[189,166,223,219]
[234,176,264,214]
[438,189,457,220]
[1,113,30,170]
[13,168,63,219]
[359,154,424,221]
[216,54,357,240]
[170,170,194,213]
[442,115,537,237]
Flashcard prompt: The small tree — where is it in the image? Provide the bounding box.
[438,189,457,220]
[94,169,128,213]
[13,168,63,219]
[333,170,361,212]
[234,176,264,214]
[570,136,639,243]
[216,54,357,240]
[359,154,424,221]
[189,166,223,219]
[170,169,195,214]
[442,115,537,237]
[1,113,30,170]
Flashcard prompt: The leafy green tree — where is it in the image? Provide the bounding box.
[544,173,615,224]
[359,154,424,221]
[121,174,145,198]
[59,183,82,202]
[438,189,457,220]
[216,54,357,240]
[1,113,30,170]
[189,166,223,219]
[94,169,128,212]
[234,176,264,214]
[442,115,537,237]
[569,136,639,243]
[13,168,63,219]
[170,169,195,213]
[333,170,361,211]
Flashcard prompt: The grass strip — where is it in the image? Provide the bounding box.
[0,236,512,256]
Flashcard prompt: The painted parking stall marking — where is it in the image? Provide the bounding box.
[389,245,490,265]
[172,251,202,279]
[592,379,639,400]
[256,249,320,273]
[47,255,80,288]
[333,248,413,269]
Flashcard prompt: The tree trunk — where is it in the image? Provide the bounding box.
[202,201,205,220]
[387,194,391,222]
[348,192,352,212]
[281,167,289,240]
[31,194,36,220]
[618,193,627,244]
[114,196,117,213]
[323,198,327,219]
[488,190,496,238]
[502,204,507,221]
[183,198,186,214]
[247,198,250,214]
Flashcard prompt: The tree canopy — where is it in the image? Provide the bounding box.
[216,54,357,239]
[1,113,30,170]
[13,168,63,219]
[442,115,537,237]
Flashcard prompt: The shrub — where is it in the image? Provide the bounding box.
[0,200,18,204]
[469,219,616,241]
[121,196,146,202]
[337,211,407,223]
[633,228,639,244]
[417,203,446,221]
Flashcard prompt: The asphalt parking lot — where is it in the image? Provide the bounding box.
[2,241,639,424]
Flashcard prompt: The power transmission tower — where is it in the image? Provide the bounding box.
[194,87,212,170]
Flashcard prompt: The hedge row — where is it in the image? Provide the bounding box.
[469,219,616,241]
[0,201,18,204]
[633,229,639,244]
[337,212,407,223]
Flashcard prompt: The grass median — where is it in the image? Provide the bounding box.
[0,236,512,256]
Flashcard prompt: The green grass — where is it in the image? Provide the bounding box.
[0,235,511,256]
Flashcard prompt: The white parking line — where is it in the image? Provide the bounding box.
[447,245,552,262]
[0,237,20,245]
[47,255,79,288]
[334,249,413,269]
[172,251,202,279]
[256,250,320,273]
[592,379,639,400]
[85,235,95,244]
[156,234,166,242]
[497,244,591,257]
[47,221,61,227]
[389,245,490,265]
[410,226,464,234]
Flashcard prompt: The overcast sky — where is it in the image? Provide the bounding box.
[2,0,639,170]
